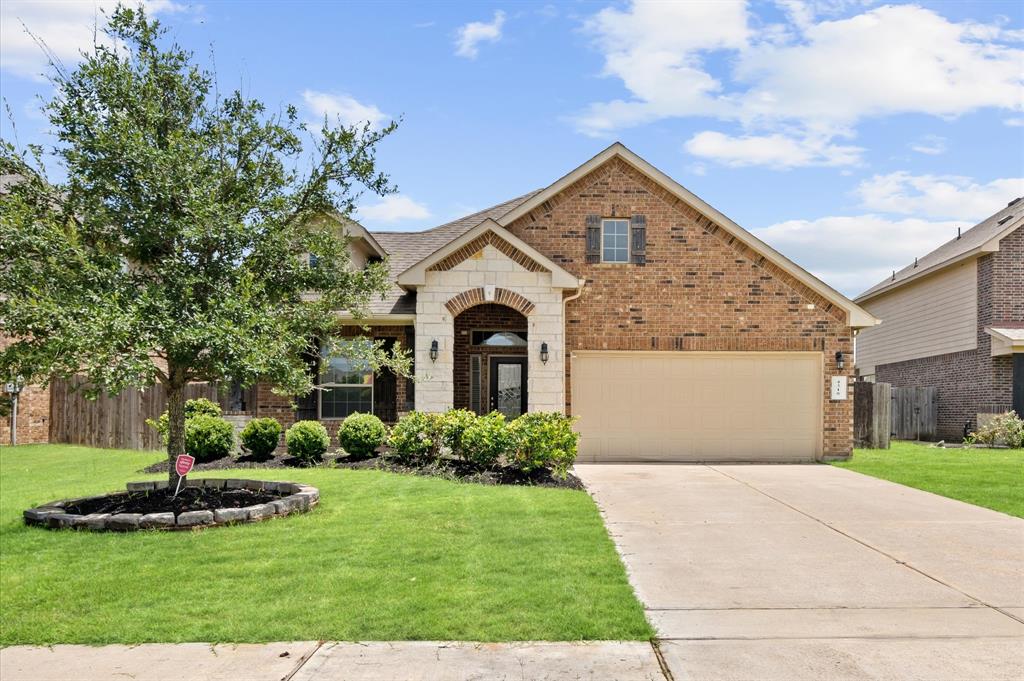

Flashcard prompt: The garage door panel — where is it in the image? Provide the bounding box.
[573,352,822,463]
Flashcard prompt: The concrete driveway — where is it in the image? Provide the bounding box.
[576,464,1024,681]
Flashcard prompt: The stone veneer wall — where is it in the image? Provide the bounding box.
[415,244,566,413]
[877,226,1021,440]
[504,157,854,458]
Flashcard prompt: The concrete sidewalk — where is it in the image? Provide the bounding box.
[0,641,667,681]
[577,463,1024,681]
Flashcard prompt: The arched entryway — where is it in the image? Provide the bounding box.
[453,303,528,417]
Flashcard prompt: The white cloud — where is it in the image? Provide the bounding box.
[357,195,432,224]
[576,2,1024,167]
[1,0,184,80]
[909,135,947,156]
[685,130,863,168]
[1005,117,1024,127]
[856,172,1024,221]
[301,90,389,130]
[454,10,505,59]
[754,215,963,295]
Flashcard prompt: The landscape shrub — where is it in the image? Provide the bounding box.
[967,411,1024,448]
[460,411,511,469]
[286,420,330,462]
[184,414,235,463]
[440,409,477,458]
[508,412,578,478]
[146,397,223,445]
[388,411,443,463]
[240,417,282,460]
[338,412,388,458]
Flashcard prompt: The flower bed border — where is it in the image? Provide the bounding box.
[23,479,319,532]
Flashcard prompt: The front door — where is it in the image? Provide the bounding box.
[489,357,527,418]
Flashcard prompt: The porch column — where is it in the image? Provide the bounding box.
[526,294,566,414]
[413,298,454,413]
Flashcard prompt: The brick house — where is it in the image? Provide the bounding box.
[254,143,875,462]
[855,200,1023,441]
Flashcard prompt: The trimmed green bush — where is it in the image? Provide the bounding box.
[509,412,578,479]
[460,411,511,469]
[440,409,477,458]
[146,397,223,445]
[388,411,443,463]
[286,420,330,462]
[338,413,388,458]
[184,414,235,463]
[240,417,282,460]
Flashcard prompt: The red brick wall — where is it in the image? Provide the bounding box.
[877,226,1021,440]
[253,325,412,443]
[0,337,51,445]
[505,157,854,458]
[453,304,528,412]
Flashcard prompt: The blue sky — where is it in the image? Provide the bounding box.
[2,0,1022,295]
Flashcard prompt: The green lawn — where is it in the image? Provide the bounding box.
[835,441,1024,518]
[0,444,651,645]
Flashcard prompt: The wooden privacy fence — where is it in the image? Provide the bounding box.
[854,381,891,449]
[50,377,219,451]
[890,386,938,441]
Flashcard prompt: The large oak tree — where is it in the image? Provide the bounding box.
[0,6,408,482]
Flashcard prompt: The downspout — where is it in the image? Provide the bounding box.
[561,279,586,415]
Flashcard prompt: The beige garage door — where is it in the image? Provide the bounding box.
[572,352,822,463]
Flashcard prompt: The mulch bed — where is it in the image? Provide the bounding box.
[65,487,281,516]
[140,451,583,490]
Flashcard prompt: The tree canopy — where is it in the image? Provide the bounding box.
[0,5,409,478]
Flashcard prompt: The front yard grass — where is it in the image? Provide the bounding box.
[835,441,1024,518]
[0,444,651,645]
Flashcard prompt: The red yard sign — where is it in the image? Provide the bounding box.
[175,454,195,477]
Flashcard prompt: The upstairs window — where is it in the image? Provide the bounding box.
[602,219,629,263]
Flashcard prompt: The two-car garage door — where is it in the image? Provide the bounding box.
[572,352,822,463]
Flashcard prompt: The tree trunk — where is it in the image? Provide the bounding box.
[166,374,187,487]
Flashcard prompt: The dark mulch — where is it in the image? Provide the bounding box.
[140,451,583,489]
[65,487,281,516]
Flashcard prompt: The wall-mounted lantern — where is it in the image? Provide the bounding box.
[834,350,846,371]
[429,339,439,363]
[540,342,549,365]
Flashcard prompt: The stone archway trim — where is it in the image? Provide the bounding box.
[445,288,536,316]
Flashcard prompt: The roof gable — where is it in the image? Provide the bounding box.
[397,219,581,289]
[497,142,877,329]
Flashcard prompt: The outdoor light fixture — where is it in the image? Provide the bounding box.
[540,342,549,364]
[835,350,845,370]
[429,339,439,363]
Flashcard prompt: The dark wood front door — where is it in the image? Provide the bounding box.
[489,357,527,418]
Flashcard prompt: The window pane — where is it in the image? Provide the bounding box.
[321,386,372,419]
[321,346,372,385]
[602,220,629,262]
[471,330,527,347]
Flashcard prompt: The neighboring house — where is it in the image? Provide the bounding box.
[855,200,1023,441]
[254,143,875,462]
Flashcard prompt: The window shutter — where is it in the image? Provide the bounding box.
[585,214,601,263]
[470,355,482,414]
[630,214,647,264]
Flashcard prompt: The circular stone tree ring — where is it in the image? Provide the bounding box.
[23,479,319,532]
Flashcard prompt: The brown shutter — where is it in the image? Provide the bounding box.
[630,214,646,264]
[585,214,601,263]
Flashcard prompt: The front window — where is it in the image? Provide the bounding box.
[319,346,373,419]
[602,219,629,262]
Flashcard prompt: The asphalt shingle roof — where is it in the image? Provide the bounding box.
[365,190,543,315]
[857,197,1024,302]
